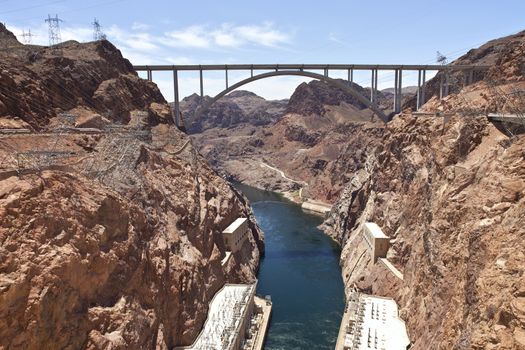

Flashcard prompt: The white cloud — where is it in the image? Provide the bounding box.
[132,22,150,31]
[165,25,210,48]
[328,32,344,45]
[164,22,290,49]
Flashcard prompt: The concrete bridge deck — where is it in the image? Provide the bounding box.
[133,63,490,126]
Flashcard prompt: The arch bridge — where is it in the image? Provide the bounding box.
[133,63,490,124]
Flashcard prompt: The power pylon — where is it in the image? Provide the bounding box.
[45,14,63,46]
[92,18,107,41]
[21,29,34,44]
[436,51,448,65]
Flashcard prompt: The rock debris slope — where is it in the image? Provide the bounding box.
[0,25,263,349]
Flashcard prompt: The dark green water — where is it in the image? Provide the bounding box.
[235,183,345,350]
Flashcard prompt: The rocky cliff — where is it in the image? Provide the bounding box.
[324,30,525,349]
[179,90,287,133]
[0,26,263,349]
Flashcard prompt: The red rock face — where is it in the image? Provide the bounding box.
[0,136,263,348]
[0,25,263,349]
[324,30,525,350]
[324,113,525,349]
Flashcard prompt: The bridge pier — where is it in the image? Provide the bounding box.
[173,69,180,127]
[348,68,353,84]
[394,69,403,113]
[225,68,229,89]
[444,72,450,97]
[147,69,152,81]
[370,69,378,105]
[439,71,451,100]
[416,69,427,110]
[199,68,204,97]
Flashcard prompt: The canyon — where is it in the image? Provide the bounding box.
[185,30,525,349]
[0,15,524,350]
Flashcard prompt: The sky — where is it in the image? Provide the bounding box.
[2,0,524,101]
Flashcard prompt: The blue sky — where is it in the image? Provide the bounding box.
[2,0,524,100]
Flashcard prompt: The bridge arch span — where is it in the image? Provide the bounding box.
[194,70,389,123]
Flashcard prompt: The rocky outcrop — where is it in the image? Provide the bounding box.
[287,79,392,116]
[0,25,170,130]
[405,30,525,110]
[0,25,263,349]
[178,91,287,133]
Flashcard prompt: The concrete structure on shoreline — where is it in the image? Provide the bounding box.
[362,222,390,262]
[175,283,272,350]
[301,200,332,217]
[335,292,410,350]
[223,218,249,252]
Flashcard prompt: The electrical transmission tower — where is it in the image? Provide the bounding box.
[436,51,448,65]
[21,29,34,44]
[45,14,63,46]
[92,18,107,41]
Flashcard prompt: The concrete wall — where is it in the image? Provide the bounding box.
[362,222,390,262]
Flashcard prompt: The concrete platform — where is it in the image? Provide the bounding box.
[301,200,332,216]
[249,296,272,350]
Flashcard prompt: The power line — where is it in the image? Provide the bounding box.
[0,0,66,15]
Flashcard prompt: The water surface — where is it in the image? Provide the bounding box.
[236,183,344,350]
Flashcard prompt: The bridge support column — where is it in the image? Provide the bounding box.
[225,68,229,89]
[416,70,421,110]
[147,69,152,81]
[421,70,426,107]
[324,68,328,77]
[348,69,353,84]
[439,73,444,100]
[173,69,180,127]
[417,70,426,110]
[199,68,204,97]
[394,69,403,113]
[444,71,450,97]
[371,69,378,105]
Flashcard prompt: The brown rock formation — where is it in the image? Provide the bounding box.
[178,90,287,133]
[0,26,263,349]
[0,24,171,131]
[324,30,525,349]
[189,79,390,203]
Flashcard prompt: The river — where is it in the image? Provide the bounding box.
[235,183,345,350]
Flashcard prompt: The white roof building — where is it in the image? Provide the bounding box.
[342,293,410,350]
